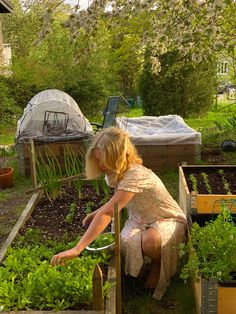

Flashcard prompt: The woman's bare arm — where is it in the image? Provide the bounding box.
[51,189,134,265]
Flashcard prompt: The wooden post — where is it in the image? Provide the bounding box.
[114,203,122,314]
[29,139,37,188]
[92,264,104,310]
[0,20,3,65]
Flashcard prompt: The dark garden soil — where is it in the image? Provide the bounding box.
[18,184,113,244]
[201,145,227,164]
[184,167,236,195]
[0,192,30,246]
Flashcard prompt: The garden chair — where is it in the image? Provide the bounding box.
[90,96,121,132]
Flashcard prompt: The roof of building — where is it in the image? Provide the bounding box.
[0,0,13,13]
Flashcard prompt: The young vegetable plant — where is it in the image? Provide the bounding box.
[65,202,77,224]
[84,201,96,215]
[201,172,212,194]
[217,169,232,195]
[189,174,198,193]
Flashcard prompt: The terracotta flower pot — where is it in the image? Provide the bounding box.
[0,167,14,189]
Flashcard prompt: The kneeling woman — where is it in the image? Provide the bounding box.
[51,127,186,300]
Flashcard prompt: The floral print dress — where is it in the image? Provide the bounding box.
[106,164,186,300]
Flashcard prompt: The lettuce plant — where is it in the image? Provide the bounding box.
[0,244,110,311]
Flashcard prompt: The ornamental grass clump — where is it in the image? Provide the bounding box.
[180,204,236,282]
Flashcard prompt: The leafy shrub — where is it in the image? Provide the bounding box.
[0,76,21,129]
[139,49,216,118]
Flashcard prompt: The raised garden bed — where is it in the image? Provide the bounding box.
[179,165,236,215]
[0,183,116,314]
[16,139,90,178]
[181,209,236,314]
[136,143,200,172]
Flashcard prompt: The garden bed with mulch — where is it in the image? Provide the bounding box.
[18,184,113,243]
[183,166,236,195]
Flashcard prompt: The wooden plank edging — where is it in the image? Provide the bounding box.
[2,311,104,314]
[0,192,42,263]
[105,256,116,314]
[93,264,104,310]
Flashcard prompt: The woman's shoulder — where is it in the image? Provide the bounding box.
[124,163,151,177]
[117,164,151,193]
[119,164,153,188]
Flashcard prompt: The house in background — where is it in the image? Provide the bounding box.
[0,0,13,72]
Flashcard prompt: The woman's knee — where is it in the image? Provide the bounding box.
[142,228,161,256]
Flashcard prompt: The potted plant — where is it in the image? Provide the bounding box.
[0,145,14,189]
[180,204,236,313]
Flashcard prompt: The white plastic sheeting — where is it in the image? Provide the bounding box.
[116,115,201,145]
[16,89,93,142]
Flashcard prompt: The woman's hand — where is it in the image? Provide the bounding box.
[50,247,80,266]
[83,211,96,227]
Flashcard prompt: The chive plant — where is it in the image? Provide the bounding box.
[36,148,63,202]
[64,144,86,198]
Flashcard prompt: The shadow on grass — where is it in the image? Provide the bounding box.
[123,269,195,314]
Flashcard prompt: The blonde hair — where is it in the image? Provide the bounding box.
[85,127,142,182]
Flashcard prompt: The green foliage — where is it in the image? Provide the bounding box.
[109,12,149,98]
[90,179,100,196]
[88,233,115,249]
[217,169,232,195]
[180,205,236,282]
[84,201,96,215]
[64,144,87,198]
[1,4,118,116]
[0,77,21,129]
[214,116,236,132]
[65,202,77,224]
[35,149,63,202]
[189,174,198,193]
[0,245,110,311]
[99,177,110,198]
[201,172,212,194]
[0,145,15,168]
[139,50,216,118]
